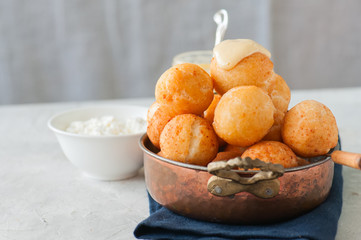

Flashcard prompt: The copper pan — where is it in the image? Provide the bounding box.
[139,134,359,224]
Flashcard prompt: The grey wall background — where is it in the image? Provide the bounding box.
[0,0,360,105]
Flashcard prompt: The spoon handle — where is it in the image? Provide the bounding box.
[331,150,361,170]
[213,9,228,46]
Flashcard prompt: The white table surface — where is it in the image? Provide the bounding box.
[1,87,360,240]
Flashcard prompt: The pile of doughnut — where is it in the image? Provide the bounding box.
[147,39,339,168]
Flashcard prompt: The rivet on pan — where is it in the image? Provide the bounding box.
[214,186,222,194]
[265,188,273,196]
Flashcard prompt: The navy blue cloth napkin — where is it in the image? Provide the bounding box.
[134,163,343,240]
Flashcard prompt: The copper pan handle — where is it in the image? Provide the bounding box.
[331,150,361,170]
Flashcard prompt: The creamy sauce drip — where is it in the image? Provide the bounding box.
[213,39,271,70]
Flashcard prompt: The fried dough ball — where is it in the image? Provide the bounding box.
[210,52,274,95]
[160,114,219,166]
[211,151,242,162]
[147,101,182,149]
[157,151,165,158]
[282,100,338,157]
[213,86,275,147]
[212,151,261,171]
[224,144,247,155]
[296,157,310,167]
[203,94,221,124]
[211,41,290,141]
[241,141,299,168]
[203,94,226,147]
[263,73,291,113]
[263,122,283,142]
[263,73,291,141]
[210,152,242,169]
[155,63,214,115]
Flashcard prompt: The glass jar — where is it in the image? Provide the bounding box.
[172,50,213,73]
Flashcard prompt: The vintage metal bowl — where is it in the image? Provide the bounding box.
[140,134,340,224]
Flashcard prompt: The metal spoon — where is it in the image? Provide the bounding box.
[213,9,228,46]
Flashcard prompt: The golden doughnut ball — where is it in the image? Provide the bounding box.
[262,122,283,142]
[211,151,242,170]
[210,52,274,95]
[241,141,299,168]
[155,63,214,115]
[211,151,242,162]
[264,73,291,114]
[203,93,226,147]
[224,144,247,155]
[203,93,221,124]
[260,73,291,141]
[147,101,182,149]
[157,151,165,158]
[213,86,275,147]
[211,51,290,142]
[160,114,219,166]
[282,100,338,157]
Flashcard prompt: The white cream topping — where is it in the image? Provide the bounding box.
[66,116,146,136]
[213,39,271,70]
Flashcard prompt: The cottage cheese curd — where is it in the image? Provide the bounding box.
[66,116,146,136]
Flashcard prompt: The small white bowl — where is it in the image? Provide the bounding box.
[48,105,148,181]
